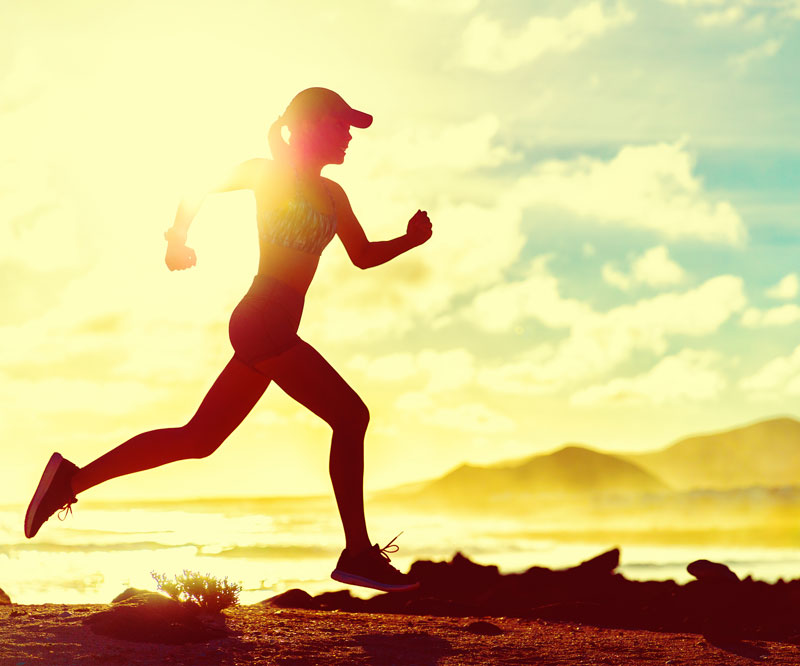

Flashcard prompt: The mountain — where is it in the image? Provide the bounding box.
[413,445,667,505]
[624,417,800,491]
[376,417,800,514]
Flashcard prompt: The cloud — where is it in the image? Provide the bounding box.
[423,402,516,433]
[350,348,476,393]
[476,345,566,396]
[571,349,725,405]
[662,0,727,6]
[458,2,635,72]
[395,391,434,411]
[0,160,88,271]
[786,1,800,20]
[465,256,593,334]
[602,263,633,291]
[361,114,520,173]
[392,0,479,13]
[696,6,743,26]
[349,352,418,382]
[465,260,745,391]
[395,391,515,433]
[629,245,686,286]
[730,37,782,69]
[743,14,765,30]
[664,0,800,23]
[466,257,742,337]
[766,273,799,300]
[0,371,167,415]
[349,350,513,434]
[602,246,687,291]
[740,344,800,396]
[740,304,800,328]
[309,138,743,345]
[511,140,746,244]
[535,275,744,386]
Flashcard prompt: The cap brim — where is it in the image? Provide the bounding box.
[347,108,373,129]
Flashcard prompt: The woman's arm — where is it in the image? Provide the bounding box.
[329,180,432,270]
[164,158,268,271]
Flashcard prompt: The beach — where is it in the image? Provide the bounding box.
[5,499,799,607]
[3,602,800,666]
[5,499,800,664]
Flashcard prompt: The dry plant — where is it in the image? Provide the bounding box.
[151,569,242,613]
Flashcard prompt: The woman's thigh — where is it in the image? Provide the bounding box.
[186,355,271,441]
[254,340,367,429]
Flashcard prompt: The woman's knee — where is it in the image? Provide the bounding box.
[332,397,370,435]
[180,422,225,459]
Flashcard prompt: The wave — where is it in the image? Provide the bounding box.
[197,544,335,559]
[0,540,196,555]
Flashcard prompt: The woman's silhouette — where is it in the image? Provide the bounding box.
[24,88,431,592]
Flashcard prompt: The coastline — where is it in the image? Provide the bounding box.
[3,603,799,665]
[5,545,800,664]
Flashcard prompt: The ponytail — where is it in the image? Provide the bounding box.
[268,116,291,163]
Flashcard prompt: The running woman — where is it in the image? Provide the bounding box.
[24,87,432,592]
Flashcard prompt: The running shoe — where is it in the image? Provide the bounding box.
[24,453,79,539]
[331,534,420,592]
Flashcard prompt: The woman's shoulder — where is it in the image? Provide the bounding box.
[248,159,294,208]
[237,158,290,189]
[320,176,347,201]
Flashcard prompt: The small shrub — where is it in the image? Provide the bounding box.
[151,570,242,613]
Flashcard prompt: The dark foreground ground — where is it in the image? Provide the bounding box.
[2,602,799,666]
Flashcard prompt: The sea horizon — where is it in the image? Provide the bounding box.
[3,496,800,606]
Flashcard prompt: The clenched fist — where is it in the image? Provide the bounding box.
[165,242,197,271]
[407,209,432,247]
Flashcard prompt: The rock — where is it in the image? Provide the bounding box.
[262,588,316,609]
[408,552,501,603]
[112,587,153,604]
[465,620,503,635]
[85,591,226,644]
[0,587,11,605]
[569,548,620,577]
[687,559,739,583]
[202,548,800,644]
[362,588,421,614]
[314,590,366,612]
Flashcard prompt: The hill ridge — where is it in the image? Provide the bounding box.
[384,416,800,503]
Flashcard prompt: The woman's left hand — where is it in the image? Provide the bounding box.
[407,209,432,247]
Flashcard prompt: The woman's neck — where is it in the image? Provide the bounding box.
[287,150,325,179]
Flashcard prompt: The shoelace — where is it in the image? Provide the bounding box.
[377,532,403,563]
[57,499,77,521]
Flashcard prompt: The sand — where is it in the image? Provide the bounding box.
[2,603,800,665]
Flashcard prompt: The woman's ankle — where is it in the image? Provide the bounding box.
[344,540,371,556]
[69,468,86,496]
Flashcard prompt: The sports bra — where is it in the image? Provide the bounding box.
[258,172,337,256]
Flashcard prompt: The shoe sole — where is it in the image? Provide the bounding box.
[331,568,420,592]
[24,453,64,539]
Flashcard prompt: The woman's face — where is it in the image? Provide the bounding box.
[293,114,352,165]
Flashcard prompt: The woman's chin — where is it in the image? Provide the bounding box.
[318,148,346,166]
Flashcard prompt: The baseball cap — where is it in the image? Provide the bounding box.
[282,87,373,129]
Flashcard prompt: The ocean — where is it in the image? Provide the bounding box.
[3,497,800,605]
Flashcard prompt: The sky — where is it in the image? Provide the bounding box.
[2,0,799,502]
